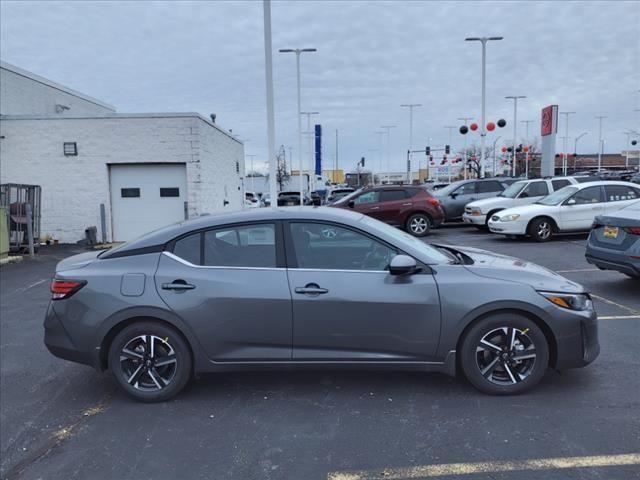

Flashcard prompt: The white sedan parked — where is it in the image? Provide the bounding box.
[487,181,640,242]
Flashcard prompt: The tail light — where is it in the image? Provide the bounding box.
[51,279,86,300]
[427,198,440,207]
[624,227,640,236]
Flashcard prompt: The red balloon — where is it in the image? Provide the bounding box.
[471,155,477,161]
[523,146,529,153]
[470,123,478,131]
[501,146,507,153]
[486,122,496,131]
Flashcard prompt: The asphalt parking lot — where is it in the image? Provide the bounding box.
[1,225,639,480]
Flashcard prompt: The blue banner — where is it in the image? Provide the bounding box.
[315,124,322,176]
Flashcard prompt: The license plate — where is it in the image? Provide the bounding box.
[603,226,619,239]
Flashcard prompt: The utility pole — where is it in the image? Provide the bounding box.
[559,111,575,175]
[380,125,396,184]
[301,111,319,191]
[458,117,473,179]
[466,36,503,177]
[521,120,533,178]
[335,129,339,183]
[246,154,257,192]
[374,131,386,185]
[401,104,422,183]
[444,126,456,182]
[505,95,526,177]
[595,116,607,172]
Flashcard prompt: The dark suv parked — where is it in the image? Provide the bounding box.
[433,178,512,222]
[330,185,444,236]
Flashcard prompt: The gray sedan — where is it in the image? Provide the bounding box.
[45,207,599,402]
[586,201,640,278]
[434,178,512,221]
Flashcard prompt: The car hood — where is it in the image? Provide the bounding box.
[448,245,585,293]
[56,250,102,272]
[492,203,554,219]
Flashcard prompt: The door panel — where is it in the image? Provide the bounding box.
[559,186,605,231]
[288,269,441,360]
[156,254,292,360]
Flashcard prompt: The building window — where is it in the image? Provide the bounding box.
[121,188,140,198]
[63,142,77,156]
[160,187,180,197]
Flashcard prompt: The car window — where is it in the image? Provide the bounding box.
[604,185,640,202]
[454,183,476,195]
[172,232,201,265]
[379,190,407,202]
[568,186,603,205]
[477,181,504,193]
[289,222,397,271]
[551,179,571,190]
[500,181,526,198]
[203,223,276,268]
[574,176,597,183]
[520,181,549,198]
[354,191,380,205]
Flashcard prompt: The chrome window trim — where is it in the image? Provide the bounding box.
[163,251,285,271]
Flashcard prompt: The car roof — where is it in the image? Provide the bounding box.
[101,207,366,257]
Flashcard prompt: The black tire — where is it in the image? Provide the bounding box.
[406,213,432,237]
[460,313,549,395]
[108,321,192,403]
[528,217,554,242]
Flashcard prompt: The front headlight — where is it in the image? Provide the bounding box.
[467,207,483,216]
[499,214,520,222]
[538,291,593,311]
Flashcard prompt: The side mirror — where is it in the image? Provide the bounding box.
[389,255,418,276]
[348,200,355,208]
[567,198,577,205]
[450,193,458,199]
[519,192,529,198]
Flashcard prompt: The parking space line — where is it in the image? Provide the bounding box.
[327,453,640,480]
[599,315,640,320]
[591,294,640,315]
[555,268,599,273]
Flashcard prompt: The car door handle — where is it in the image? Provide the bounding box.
[295,283,329,296]
[369,206,380,210]
[162,280,196,291]
[402,203,413,206]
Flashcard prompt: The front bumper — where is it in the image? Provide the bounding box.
[585,244,640,277]
[487,219,528,235]
[44,302,100,369]
[551,306,600,370]
[462,213,487,226]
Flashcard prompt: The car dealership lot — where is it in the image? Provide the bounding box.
[1,227,638,480]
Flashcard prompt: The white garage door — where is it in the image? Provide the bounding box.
[109,164,187,241]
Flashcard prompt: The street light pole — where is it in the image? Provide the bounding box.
[262,0,278,209]
[458,116,473,180]
[301,111,319,191]
[466,36,503,178]
[381,125,397,184]
[374,131,386,185]
[246,154,257,192]
[401,104,422,183]
[505,95,526,177]
[595,116,607,172]
[279,47,317,205]
[521,120,533,178]
[559,111,575,175]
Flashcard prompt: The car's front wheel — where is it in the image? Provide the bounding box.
[406,213,432,237]
[528,217,554,242]
[108,321,192,402]
[460,313,549,395]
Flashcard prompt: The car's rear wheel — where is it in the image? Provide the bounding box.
[406,213,431,237]
[528,217,554,242]
[108,321,192,402]
[460,313,549,395]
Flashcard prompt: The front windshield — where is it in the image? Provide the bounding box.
[359,215,453,264]
[500,181,526,198]
[536,186,578,206]
[433,181,463,197]
[332,188,363,204]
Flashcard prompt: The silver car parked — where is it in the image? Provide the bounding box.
[45,207,599,402]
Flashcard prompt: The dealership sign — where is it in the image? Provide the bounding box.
[541,105,558,136]
[540,105,558,176]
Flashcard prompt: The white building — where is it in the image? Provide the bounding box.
[0,61,244,243]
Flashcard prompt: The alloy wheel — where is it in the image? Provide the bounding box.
[410,217,428,234]
[537,221,551,240]
[475,327,537,385]
[120,335,177,391]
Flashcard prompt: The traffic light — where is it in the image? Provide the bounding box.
[426,146,431,156]
[360,156,365,167]
[445,145,450,154]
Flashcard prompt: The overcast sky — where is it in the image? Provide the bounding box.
[2,0,639,174]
